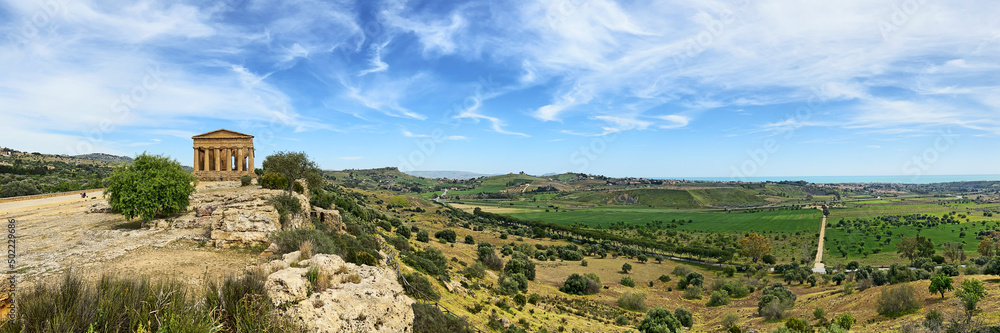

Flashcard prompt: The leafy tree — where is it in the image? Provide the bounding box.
[833,313,855,331]
[559,273,600,295]
[707,290,730,307]
[758,283,796,320]
[0,180,42,198]
[464,235,475,244]
[620,276,636,287]
[785,317,810,332]
[896,236,935,265]
[503,253,536,281]
[416,230,429,242]
[956,278,987,318]
[434,229,457,243]
[928,273,953,299]
[831,273,846,286]
[685,272,704,288]
[942,242,965,263]
[846,261,859,270]
[261,151,322,195]
[637,308,681,333]
[762,254,777,265]
[739,233,772,263]
[674,307,693,328]
[977,237,997,257]
[621,262,632,274]
[105,153,196,221]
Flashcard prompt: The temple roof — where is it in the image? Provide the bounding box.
[192,129,254,139]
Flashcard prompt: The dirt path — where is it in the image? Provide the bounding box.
[1,183,256,287]
[813,212,827,272]
[0,191,103,213]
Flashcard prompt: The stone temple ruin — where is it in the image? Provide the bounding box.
[192,129,256,181]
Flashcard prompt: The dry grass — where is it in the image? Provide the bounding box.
[299,240,314,260]
[341,273,361,284]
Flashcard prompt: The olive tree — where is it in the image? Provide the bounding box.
[261,151,322,194]
[105,153,196,221]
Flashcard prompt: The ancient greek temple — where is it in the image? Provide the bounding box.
[191,129,255,181]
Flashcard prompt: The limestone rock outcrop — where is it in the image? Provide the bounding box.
[146,185,317,247]
[265,252,415,333]
[311,207,345,234]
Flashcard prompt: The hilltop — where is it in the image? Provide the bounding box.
[404,170,495,179]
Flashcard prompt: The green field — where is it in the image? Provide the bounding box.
[505,208,821,233]
[823,221,1000,265]
[832,202,1000,220]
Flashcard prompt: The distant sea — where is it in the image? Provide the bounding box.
[662,175,1000,184]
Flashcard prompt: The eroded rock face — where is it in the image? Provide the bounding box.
[179,186,312,248]
[311,207,345,234]
[265,252,415,333]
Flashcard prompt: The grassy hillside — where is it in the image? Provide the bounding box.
[562,188,765,209]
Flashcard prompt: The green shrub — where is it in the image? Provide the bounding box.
[435,229,457,243]
[0,179,42,198]
[659,274,671,283]
[240,175,252,186]
[270,229,336,255]
[310,189,335,209]
[416,230,430,242]
[616,291,647,312]
[269,193,303,225]
[638,308,681,333]
[615,315,629,326]
[833,313,855,330]
[389,235,411,253]
[528,293,541,305]
[513,293,527,307]
[674,307,693,327]
[721,280,751,298]
[876,284,921,317]
[784,317,810,332]
[621,276,636,288]
[464,235,475,244]
[685,272,704,288]
[464,262,486,279]
[672,265,693,277]
[405,247,450,279]
[721,313,739,330]
[707,290,731,307]
[104,154,196,221]
[683,286,703,300]
[412,303,474,333]
[560,273,601,295]
[758,283,796,320]
[401,272,440,301]
[260,172,287,190]
[503,253,536,281]
[205,269,291,333]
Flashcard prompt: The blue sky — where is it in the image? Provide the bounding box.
[2,0,999,178]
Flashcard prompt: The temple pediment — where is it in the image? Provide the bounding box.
[192,129,254,139]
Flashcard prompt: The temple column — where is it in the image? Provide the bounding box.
[214,148,221,172]
[193,148,199,171]
[248,148,254,175]
[237,148,244,172]
[222,148,229,171]
[202,148,209,172]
